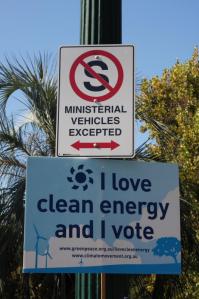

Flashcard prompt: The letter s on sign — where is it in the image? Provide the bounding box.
[84,60,109,92]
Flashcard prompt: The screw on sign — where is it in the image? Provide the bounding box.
[69,50,124,102]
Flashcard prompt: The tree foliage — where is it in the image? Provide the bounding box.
[134,48,199,298]
[0,55,74,298]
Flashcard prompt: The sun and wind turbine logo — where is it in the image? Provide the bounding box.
[67,164,94,191]
[33,224,53,269]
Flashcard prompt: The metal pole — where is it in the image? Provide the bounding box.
[80,0,122,45]
[77,1,130,299]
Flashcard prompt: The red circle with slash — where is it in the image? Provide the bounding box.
[69,49,124,102]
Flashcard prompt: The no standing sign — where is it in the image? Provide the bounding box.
[56,45,134,157]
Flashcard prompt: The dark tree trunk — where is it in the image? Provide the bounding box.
[23,274,30,299]
[152,275,165,299]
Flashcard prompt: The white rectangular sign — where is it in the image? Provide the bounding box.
[23,157,181,274]
[56,45,134,157]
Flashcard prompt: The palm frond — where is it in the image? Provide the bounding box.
[0,53,59,298]
[0,113,31,156]
[0,178,25,223]
[0,54,57,154]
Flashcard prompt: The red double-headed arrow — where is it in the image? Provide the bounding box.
[71,140,120,151]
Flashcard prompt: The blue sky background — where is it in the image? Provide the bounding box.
[0,0,198,146]
[1,0,198,77]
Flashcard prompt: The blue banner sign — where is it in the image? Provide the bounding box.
[23,157,181,274]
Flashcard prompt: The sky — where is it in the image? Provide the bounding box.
[0,0,198,147]
[0,0,198,77]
